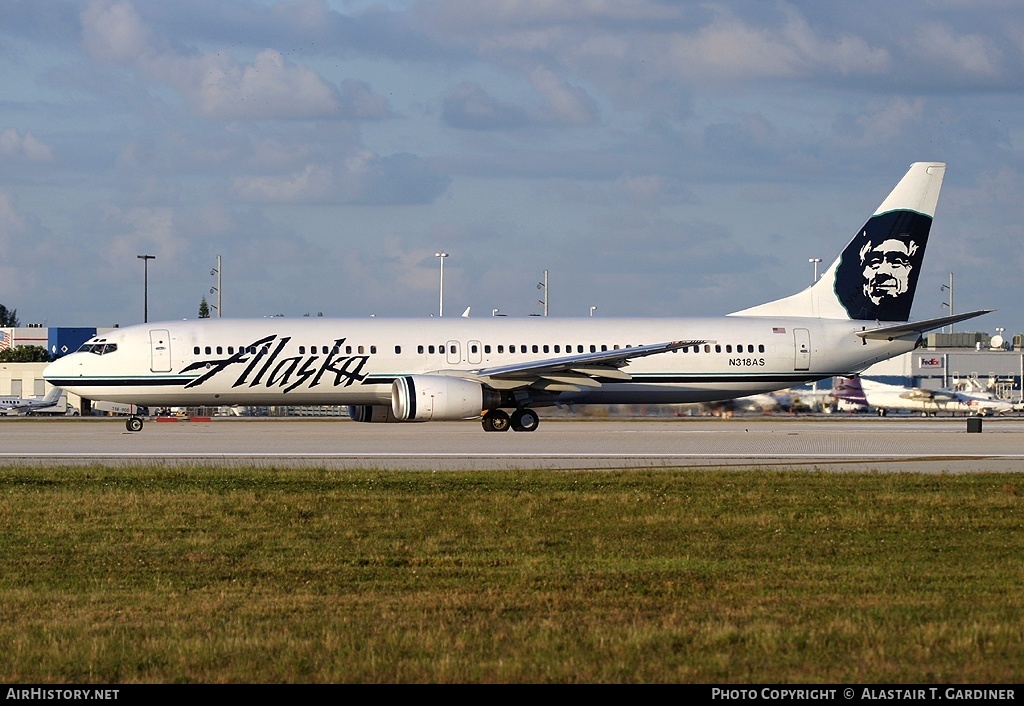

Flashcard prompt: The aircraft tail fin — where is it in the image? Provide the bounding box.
[730,162,946,322]
[830,376,869,407]
[39,386,63,405]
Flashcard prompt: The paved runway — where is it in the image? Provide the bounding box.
[2,415,1024,472]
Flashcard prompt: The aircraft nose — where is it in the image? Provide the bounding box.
[43,354,77,381]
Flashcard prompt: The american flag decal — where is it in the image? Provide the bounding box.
[773,327,786,334]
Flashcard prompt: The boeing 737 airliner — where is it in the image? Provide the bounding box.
[44,162,990,432]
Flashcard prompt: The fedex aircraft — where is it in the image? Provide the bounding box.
[832,376,1018,417]
[44,162,989,433]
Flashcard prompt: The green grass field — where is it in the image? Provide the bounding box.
[1,465,1022,683]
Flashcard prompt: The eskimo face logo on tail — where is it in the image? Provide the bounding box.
[833,210,931,322]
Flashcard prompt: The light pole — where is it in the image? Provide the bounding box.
[941,273,953,333]
[209,255,222,317]
[434,252,448,317]
[137,255,155,323]
[807,257,823,409]
[537,270,548,316]
[589,306,597,317]
[809,257,821,282]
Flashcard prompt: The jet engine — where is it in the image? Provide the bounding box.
[391,375,500,421]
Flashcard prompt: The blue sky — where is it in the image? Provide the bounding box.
[1,0,1022,337]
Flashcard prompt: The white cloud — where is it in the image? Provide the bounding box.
[0,128,55,162]
[421,0,680,30]
[80,0,354,120]
[913,23,1002,77]
[190,49,343,120]
[99,206,188,267]
[528,66,598,126]
[81,0,153,63]
[659,9,890,82]
[833,98,927,148]
[230,164,334,203]
[442,82,530,129]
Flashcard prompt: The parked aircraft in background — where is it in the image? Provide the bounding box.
[831,376,1018,417]
[0,386,64,415]
[44,162,989,433]
[701,391,796,416]
[704,385,841,416]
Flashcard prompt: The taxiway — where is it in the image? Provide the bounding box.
[2,416,1023,472]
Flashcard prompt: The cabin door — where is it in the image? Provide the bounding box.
[793,328,810,371]
[150,329,172,373]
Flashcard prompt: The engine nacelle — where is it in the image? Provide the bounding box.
[391,375,500,421]
[348,405,402,423]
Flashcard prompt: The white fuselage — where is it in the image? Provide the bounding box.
[44,315,917,410]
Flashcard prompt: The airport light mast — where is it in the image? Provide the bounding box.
[537,270,548,316]
[210,255,222,317]
[809,257,821,282]
[435,251,448,317]
[941,273,954,333]
[137,254,155,323]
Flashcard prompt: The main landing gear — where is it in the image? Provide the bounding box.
[481,408,540,433]
[126,416,144,432]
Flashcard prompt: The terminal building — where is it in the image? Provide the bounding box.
[1,325,1022,416]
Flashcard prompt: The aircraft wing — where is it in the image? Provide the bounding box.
[856,310,993,341]
[462,339,704,391]
[898,388,956,401]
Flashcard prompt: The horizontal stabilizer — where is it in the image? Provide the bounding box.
[856,309,992,341]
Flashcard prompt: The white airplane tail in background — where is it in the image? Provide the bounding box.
[731,162,946,323]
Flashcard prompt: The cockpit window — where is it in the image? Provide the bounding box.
[78,341,117,355]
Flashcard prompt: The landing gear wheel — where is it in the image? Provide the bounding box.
[482,409,511,432]
[511,408,540,432]
[126,416,144,432]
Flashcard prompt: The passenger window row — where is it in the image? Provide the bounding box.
[183,341,766,357]
[681,344,766,354]
[192,344,378,356]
